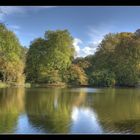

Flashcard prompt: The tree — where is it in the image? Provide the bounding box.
[89,69,116,87]
[0,23,25,84]
[25,38,47,82]
[113,33,140,86]
[26,30,75,83]
[135,29,140,37]
[89,31,140,86]
[44,30,75,70]
[62,64,88,85]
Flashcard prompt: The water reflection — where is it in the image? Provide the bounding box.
[70,107,103,133]
[0,88,25,133]
[15,114,44,134]
[1,87,140,133]
[91,88,140,133]
[25,88,89,133]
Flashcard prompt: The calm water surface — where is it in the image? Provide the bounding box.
[0,87,140,134]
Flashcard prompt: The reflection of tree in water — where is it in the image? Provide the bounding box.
[90,88,140,133]
[0,88,25,133]
[25,88,87,133]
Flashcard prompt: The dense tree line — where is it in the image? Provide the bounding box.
[92,32,140,86]
[81,31,140,87]
[72,31,140,87]
[25,30,75,84]
[0,23,25,85]
[25,29,88,85]
[1,23,140,87]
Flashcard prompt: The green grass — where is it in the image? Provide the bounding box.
[0,82,9,88]
[0,82,32,88]
[24,83,31,88]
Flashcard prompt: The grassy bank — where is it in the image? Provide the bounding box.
[0,81,139,89]
[0,82,31,88]
[0,82,9,88]
[31,82,66,88]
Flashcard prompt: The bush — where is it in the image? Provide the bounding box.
[38,70,62,84]
[0,82,9,88]
[24,83,31,88]
[89,69,116,87]
[62,64,88,85]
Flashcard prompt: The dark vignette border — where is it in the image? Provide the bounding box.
[0,0,140,6]
[0,0,140,139]
[0,134,138,140]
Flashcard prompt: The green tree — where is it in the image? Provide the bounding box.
[89,31,140,86]
[62,64,88,85]
[44,30,75,70]
[26,30,75,83]
[25,38,47,82]
[73,56,93,84]
[0,23,25,84]
[89,69,116,87]
[113,33,140,86]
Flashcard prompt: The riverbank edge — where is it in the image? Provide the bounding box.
[0,82,31,88]
[0,82,139,89]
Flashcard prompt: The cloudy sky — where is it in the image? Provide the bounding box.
[0,6,140,57]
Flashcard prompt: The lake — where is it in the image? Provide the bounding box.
[0,87,140,134]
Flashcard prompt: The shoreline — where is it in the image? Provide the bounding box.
[0,82,139,89]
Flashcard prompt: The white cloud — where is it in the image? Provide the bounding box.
[80,24,116,57]
[73,38,82,57]
[88,23,114,36]
[87,23,115,44]
[81,46,96,57]
[0,6,25,16]
[0,6,56,20]
[0,6,56,34]
[0,7,24,21]
[73,38,98,58]
[81,40,102,57]
[73,24,116,58]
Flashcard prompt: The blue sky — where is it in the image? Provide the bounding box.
[0,6,140,57]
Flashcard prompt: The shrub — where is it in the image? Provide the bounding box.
[89,69,116,87]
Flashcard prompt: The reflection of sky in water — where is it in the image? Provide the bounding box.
[15,114,46,134]
[71,88,100,93]
[14,107,103,134]
[1,87,140,134]
[70,107,103,133]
